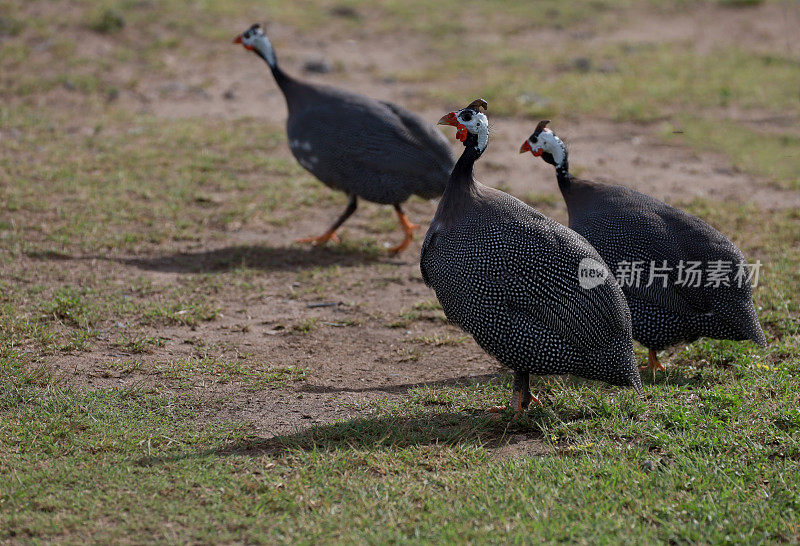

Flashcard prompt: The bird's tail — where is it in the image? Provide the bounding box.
[747,318,767,348]
[586,333,643,395]
[712,297,767,348]
[742,299,768,348]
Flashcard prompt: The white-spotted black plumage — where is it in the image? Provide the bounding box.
[422,103,642,400]
[234,24,454,251]
[522,122,767,355]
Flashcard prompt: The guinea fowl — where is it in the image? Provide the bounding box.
[421,100,642,413]
[520,121,767,371]
[233,24,455,254]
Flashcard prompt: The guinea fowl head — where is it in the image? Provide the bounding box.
[438,99,489,154]
[520,120,568,172]
[233,24,277,67]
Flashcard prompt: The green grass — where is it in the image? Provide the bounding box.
[410,39,800,189]
[153,356,308,389]
[410,334,470,346]
[5,0,797,189]
[674,116,800,190]
[3,196,796,541]
[89,8,126,34]
[143,298,221,328]
[2,353,799,542]
[290,318,319,334]
[412,298,443,311]
[0,111,332,253]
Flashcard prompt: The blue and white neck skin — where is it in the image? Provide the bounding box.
[250,34,277,69]
[526,129,571,192]
[237,24,296,92]
[547,133,570,190]
[447,108,490,191]
[460,109,490,155]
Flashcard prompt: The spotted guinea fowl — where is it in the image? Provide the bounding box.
[233,24,454,254]
[421,100,642,412]
[520,120,767,371]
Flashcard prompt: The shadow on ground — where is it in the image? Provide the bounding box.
[639,364,721,389]
[135,369,713,466]
[301,373,504,394]
[137,408,553,467]
[113,244,385,273]
[302,366,712,397]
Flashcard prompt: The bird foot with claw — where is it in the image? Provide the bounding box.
[487,406,522,420]
[387,218,419,255]
[388,237,413,255]
[295,232,340,246]
[640,350,665,372]
[487,403,540,419]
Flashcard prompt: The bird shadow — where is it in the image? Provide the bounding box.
[299,373,503,395]
[114,244,388,274]
[134,371,704,467]
[136,408,550,467]
[136,375,610,468]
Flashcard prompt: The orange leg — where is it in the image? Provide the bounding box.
[639,348,665,372]
[295,230,340,245]
[296,196,356,247]
[488,371,541,416]
[387,204,420,255]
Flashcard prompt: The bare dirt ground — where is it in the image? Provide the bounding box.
[35,1,800,440]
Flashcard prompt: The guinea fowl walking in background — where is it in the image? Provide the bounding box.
[421,100,642,413]
[520,121,767,371]
[233,24,455,254]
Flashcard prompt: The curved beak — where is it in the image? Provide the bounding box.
[233,34,243,44]
[519,140,532,154]
[438,112,458,127]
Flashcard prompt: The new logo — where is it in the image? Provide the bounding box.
[578,257,609,290]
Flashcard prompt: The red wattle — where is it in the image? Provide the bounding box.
[456,124,468,142]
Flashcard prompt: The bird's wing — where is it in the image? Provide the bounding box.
[498,218,630,353]
[419,228,438,287]
[290,99,453,179]
[578,205,744,315]
[378,100,454,165]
